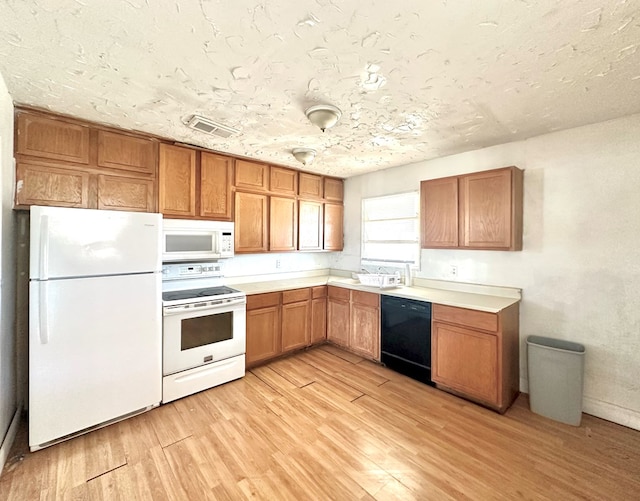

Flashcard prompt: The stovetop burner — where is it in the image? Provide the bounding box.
[162,286,240,302]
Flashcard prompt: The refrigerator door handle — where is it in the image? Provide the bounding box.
[39,282,49,345]
[40,214,50,280]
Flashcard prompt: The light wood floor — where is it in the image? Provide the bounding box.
[2,345,639,500]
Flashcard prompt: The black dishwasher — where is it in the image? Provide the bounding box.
[381,295,433,386]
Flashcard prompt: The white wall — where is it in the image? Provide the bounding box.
[332,113,640,430]
[0,73,16,463]
[223,251,333,278]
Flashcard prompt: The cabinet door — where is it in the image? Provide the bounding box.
[270,197,297,251]
[17,113,90,164]
[15,162,90,208]
[324,177,343,202]
[299,173,323,199]
[350,293,380,360]
[420,177,459,248]
[158,144,197,217]
[97,175,155,212]
[310,295,327,344]
[459,168,514,249]
[327,298,350,347]
[270,167,297,195]
[235,159,269,191]
[281,301,310,352]
[246,306,280,366]
[200,152,233,220]
[431,322,499,405]
[298,200,323,251]
[324,203,344,251]
[235,192,268,252]
[97,131,156,175]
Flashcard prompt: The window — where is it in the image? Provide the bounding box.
[361,191,420,267]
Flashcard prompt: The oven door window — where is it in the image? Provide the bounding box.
[181,311,233,351]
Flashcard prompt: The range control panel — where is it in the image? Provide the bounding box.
[162,262,223,281]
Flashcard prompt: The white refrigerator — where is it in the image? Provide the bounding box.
[29,206,162,450]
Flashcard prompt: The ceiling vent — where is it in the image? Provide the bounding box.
[186,115,239,138]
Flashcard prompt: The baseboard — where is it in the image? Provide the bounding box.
[0,408,21,475]
[583,396,640,431]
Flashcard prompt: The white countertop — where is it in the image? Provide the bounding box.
[229,273,520,313]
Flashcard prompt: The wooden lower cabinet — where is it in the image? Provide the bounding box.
[310,286,327,344]
[281,288,310,352]
[327,286,380,361]
[327,286,350,348]
[246,293,281,367]
[246,287,324,367]
[431,303,520,413]
[349,291,380,360]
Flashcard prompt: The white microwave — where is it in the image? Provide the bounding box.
[162,219,234,262]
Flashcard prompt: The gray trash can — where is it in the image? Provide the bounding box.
[526,335,586,426]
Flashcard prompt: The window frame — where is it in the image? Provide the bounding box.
[360,190,420,269]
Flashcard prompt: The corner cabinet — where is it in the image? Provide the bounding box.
[431,303,520,413]
[421,166,523,250]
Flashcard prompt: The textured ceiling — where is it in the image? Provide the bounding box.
[1,0,639,178]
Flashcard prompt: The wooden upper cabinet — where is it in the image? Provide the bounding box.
[324,203,344,251]
[299,172,323,199]
[324,177,344,202]
[17,113,89,164]
[235,191,268,253]
[97,175,155,212]
[15,161,90,208]
[270,166,297,195]
[269,196,297,252]
[97,131,156,175]
[235,159,269,191]
[298,200,323,251]
[158,144,197,217]
[460,167,523,250]
[200,152,233,220]
[421,166,523,251]
[421,176,459,248]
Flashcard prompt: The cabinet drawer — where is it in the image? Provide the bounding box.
[312,286,327,299]
[328,286,350,301]
[282,288,310,304]
[247,292,281,310]
[433,304,498,333]
[352,290,379,308]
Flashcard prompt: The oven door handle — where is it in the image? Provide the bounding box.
[163,297,246,315]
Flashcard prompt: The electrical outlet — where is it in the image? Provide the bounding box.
[275,259,281,269]
[449,265,458,277]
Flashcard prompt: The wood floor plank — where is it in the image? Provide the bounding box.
[3,346,640,500]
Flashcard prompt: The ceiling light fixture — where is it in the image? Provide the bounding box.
[305,104,342,132]
[292,148,317,165]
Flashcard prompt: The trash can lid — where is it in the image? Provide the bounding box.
[526,335,585,354]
